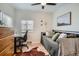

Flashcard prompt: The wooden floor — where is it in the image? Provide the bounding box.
[22,43,49,56]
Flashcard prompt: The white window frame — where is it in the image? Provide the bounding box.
[21,20,33,33]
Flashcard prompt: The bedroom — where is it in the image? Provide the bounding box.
[0,3,79,56]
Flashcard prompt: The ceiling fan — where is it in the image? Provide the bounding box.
[31,3,56,9]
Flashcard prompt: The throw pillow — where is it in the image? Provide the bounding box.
[51,33,60,41]
[56,33,67,42]
[51,31,56,36]
[67,34,76,38]
[46,31,55,37]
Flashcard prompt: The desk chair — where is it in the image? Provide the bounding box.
[15,30,28,52]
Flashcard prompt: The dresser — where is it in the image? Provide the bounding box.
[0,27,14,56]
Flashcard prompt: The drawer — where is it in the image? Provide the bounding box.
[0,36,14,52]
[0,27,14,39]
[0,44,13,56]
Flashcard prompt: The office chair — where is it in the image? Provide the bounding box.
[15,30,28,52]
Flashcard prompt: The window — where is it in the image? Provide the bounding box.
[21,20,33,32]
[0,11,3,25]
[0,11,13,28]
[3,13,13,27]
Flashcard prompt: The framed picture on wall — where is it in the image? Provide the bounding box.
[57,12,71,26]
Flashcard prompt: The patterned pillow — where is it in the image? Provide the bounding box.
[67,34,76,38]
[56,33,67,42]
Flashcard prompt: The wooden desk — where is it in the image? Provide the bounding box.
[14,34,23,53]
[0,27,14,56]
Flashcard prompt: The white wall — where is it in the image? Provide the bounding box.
[15,10,53,43]
[52,3,79,31]
[0,3,53,43]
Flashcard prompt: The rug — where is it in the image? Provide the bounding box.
[16,47,45,56]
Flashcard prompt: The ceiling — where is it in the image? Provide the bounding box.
[11,3,64,12]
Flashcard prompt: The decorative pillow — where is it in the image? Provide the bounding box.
[56,33,67,42]
[46,32,50,36]
[51,33,60,41]
[51,31,56,36]
[67,34,76,38]
[46,31,55,37]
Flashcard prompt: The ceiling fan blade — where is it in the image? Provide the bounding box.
[42,6,45,9]
[32,3,41,6]
[46,3,56,5]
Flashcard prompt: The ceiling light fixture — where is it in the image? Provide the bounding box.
[41,2,46,6]
[41,0,46,6]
